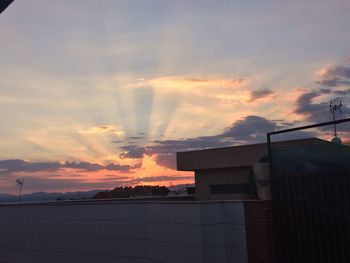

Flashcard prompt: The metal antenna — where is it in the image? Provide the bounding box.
[329,100,343,138]
[16,178,24,202]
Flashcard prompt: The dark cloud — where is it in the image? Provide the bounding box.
[294,91,327,122]
[324,66,350,79]
[119,145,146,158]
[293,62,350,135]
[0,159,61,174]
[0,159,134,175]
[151,135,228,152]
[317,66,350,87]
[119,115,314,169]
[105,163,134,172]
[155,154,177,170]
[320,88,350,96]
[300,64,350,121]
[319,88,332,94]
[317,78,350,87]
[222,116,314,142]
[294,89,350,133]
[64,161,103,171]
[295,90,350,122]
[333,90,350,95]
[222,116,279,141]
[248,88,274,102]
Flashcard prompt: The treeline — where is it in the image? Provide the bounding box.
[92,185,169,199]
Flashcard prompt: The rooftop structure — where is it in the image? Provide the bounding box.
[177,138,329,200]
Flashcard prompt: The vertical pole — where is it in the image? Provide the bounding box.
[332,112,337,137]
[267,133,272,169]
[18,184,22,202]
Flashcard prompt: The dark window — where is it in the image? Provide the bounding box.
[210,184,249,195]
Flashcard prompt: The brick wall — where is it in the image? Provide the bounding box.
[244,200,273,263]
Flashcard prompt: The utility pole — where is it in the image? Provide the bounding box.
[329,100,343,144]
[16,178,24,202]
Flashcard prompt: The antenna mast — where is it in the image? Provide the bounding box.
[329,100,343,144]
[16,178,24,202]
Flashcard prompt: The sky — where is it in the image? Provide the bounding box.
[0,0,350,194]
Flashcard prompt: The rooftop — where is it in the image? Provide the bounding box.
[176,138,328,171]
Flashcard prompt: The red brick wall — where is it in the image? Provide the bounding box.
[244,200,274,263]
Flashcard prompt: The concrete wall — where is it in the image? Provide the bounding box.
[0,200,247,263]
[195,167,251,201]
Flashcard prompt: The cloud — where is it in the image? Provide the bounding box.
[222,115,279,141]
[294,91,327,122]
[0,174,133,194]
[151,135,228,152]
[119,145,146,159]
[0,159,135,175]
[248,88,274,102]
[118,115,314,169]
[78,125,124,136]
[317,78,350,87]
[323,66,350,79]
[0,159,61,174]
[154,154,177,170]
[295,63,350,127]
[0,170,193,194]
[104,163,134,172]
[221,115,314,142]
[294,90,350,132]
[317,66,350,87]
[149,76,248,91]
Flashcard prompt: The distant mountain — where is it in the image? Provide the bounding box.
[0,189,104,203]
[0,183,196,203]
[0,193,17,202]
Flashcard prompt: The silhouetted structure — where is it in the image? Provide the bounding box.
[177,138,327,200]
[0,0,14,14]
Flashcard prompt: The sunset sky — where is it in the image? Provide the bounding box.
[1,0,350,194]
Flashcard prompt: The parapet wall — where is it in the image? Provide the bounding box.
[0,200,247,263]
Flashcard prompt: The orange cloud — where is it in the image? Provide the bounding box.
[148,75,249,92]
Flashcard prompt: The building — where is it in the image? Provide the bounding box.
[176,138,328,201]
[2,137,349,263]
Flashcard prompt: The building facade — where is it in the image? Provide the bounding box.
[177,138,327,201]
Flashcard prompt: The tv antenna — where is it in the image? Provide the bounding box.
[329,100,343,144]
[16,178,24,202]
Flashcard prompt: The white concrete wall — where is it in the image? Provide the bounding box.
[0,200,247,263]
